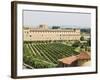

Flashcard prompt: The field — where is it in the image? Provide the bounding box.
[23,42,79,69]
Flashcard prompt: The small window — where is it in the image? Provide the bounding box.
[30,35,32,37]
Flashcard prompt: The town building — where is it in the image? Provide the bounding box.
[23,24,81,41]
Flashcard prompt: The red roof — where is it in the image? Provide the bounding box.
[58,56,77,65]
[77,52,90,60]
[58,52,90,65]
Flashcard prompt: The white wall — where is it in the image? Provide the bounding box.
[0,0,99,80]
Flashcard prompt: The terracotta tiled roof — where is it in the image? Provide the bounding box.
[77,52,90,60]
[58,52,90,65]
[58,56,77,64]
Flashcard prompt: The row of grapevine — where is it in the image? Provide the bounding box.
[23,42,78,68]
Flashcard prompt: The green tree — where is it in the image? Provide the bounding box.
[80,36,84,41]
[72,41,80,47]
[87,38,91,46]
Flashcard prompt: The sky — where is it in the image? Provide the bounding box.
[23,10,91,28]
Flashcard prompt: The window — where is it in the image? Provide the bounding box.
[30,35,32,37]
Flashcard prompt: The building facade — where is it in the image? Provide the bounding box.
[23,25,81,41]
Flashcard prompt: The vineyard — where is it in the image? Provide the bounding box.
[23,42,79,68]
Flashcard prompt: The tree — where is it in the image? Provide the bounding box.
[80,36,84,41]
[72,41,80,47]
[87,38,91,46]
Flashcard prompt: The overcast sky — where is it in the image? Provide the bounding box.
[23,10,91,28]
